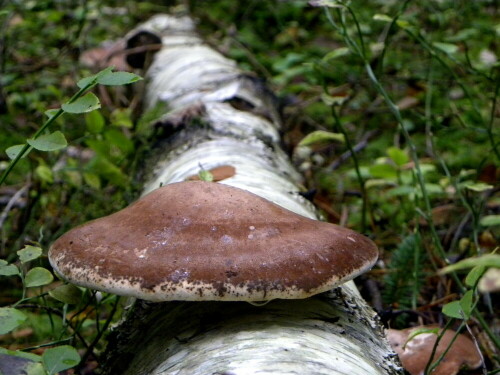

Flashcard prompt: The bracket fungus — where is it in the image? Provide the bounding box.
[49,181,378,302]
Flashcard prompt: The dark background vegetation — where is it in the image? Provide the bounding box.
[0,0,498,373]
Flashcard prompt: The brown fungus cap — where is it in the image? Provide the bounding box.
[49,181,378,302]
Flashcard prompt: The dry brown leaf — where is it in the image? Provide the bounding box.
[387,325,482,375]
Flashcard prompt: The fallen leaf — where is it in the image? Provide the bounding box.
[387,325,482,375]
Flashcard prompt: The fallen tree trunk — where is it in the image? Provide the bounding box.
[103,14,402,375]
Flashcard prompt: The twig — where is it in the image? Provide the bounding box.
[78,296,121,371]
[0,183,29,229]
[326,129,379,171]
[16,303,92,353]
[464,322,487,375]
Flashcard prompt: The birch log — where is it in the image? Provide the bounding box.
[102,14,402,375]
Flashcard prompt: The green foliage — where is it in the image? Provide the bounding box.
[48,284,83,305]
[198,169,214,182]
[306,1,500,361]
[17,246,43,263]
[1,245,120,373]
[0,67,142,186]
[382,234,426,312]
[440,254,500,273]
[298,130,345,147]
[42,345,80,375]
[0,260,19,276]
[0,308,28,334]
[0,344,80,375]
[0,4,143,369]
[24,267,54,288]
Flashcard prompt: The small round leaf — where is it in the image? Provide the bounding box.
[0,263,20,276]
[17,245,43,263]
[42,345,80,375]
[0,307,27,334]
[6,144,29,160]
[62,92,100,114]
[49,284,82,304]
[77,66,114,88]
[97,71,143,86]
[27,131,67,152]
[387,147,409,167]
[461,181,493,192]
[25,267,54,288]
[442,300,462,319]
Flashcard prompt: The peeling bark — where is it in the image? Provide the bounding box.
[102,14,402,375]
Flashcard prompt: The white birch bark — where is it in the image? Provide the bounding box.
[103,14,402,375]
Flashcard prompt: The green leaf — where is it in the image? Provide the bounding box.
[49,284,82,304]
[104,128,134,154]
[373,14,393,23]
[386,185,414,197]
[369,163,398,179]
[440,254,500,274]
[77,66,114,88]
[27,131,67,152]
[465,265,487,288]
[419,163,436,175]
[25,267,53,288]
[396,19,411,29]
[44,108,61,119]
[87,156,128,187]
[6,144,30,160]
[403,327,439,349]
[461,181,493,192]
[320,93,348,106]
[110,108,133,128]
[480,215,500,227]
[387,147,409,167]
[432,42,459,55]
[62,92,100,114]
[422,183,444,196]
[322,47,350,62]
[442,300,463,319]
[298,130,344,147]
[198,170,214,182]
[85,139,110,158]
[26,362,47,375]
[365,178,396,189]
[459,290,474,319]
[83,172,101,189]
[17,245,43,263]
[42,345,80,375]
[0,307,27,334]
[97,71,142,86]
[35,164,54,183]
[0,262,19,276]
[309,0,344,8]
[85,110,105,133]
